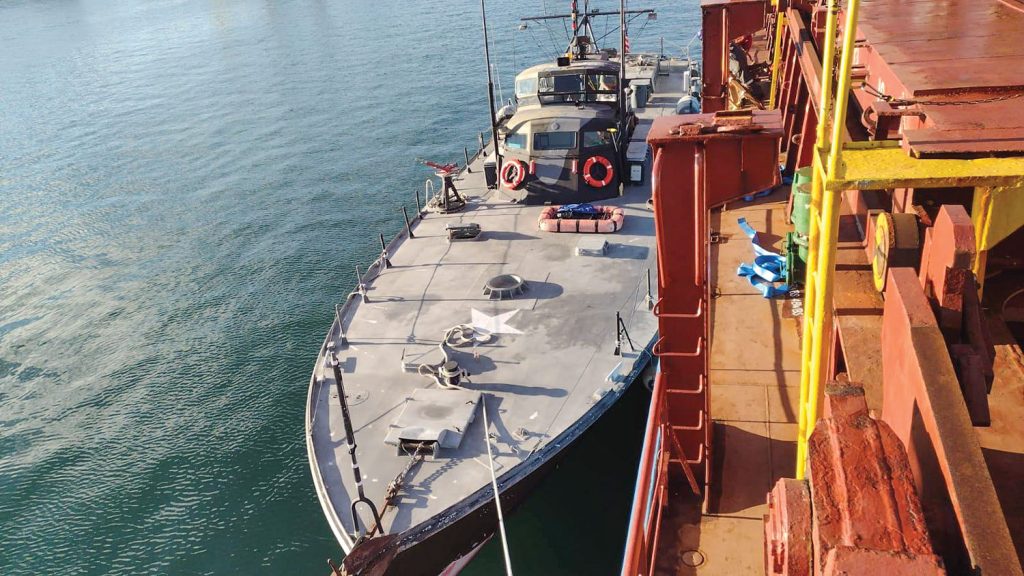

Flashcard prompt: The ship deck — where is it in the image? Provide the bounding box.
[652,192,804,575]
[652,191,1024,574]
[307,60,694,556]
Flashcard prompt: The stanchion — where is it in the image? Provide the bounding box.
[402,206,415,239]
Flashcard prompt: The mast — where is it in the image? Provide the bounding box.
[480,0,502,176]
[618,0,627,158]
[571,0,579,55]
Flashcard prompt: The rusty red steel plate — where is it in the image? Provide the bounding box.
[854,0,1024,155]
[764,478,812,576]
[917,205,975,335]
[808,382,945,575]
[857,0,1024,95]
[881,267,1022,575]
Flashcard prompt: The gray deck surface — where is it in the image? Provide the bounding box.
[307,59,692,550]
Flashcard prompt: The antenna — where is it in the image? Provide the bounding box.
[618,0,627,159]
[479,0,502,177]
[571,0,579,54]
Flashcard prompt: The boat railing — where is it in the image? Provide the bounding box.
[618,267,656,333]
[461,128,496,175]
[329,129,490,352]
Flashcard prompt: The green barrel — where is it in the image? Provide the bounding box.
[791,182,811,237]
[792,166,812,188]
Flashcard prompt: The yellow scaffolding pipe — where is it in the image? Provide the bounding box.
[794,0,841,480]
[807,0,861,460]
[768,13,787,110]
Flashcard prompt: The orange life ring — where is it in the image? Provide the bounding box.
[582,155,614,188]
[501,159,526,189]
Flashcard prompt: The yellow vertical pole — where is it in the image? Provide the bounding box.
[971,187,992,298]
[802,0,862,478]
[768,13,787,110]
[795,0,841,480]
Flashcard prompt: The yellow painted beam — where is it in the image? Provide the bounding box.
[972,185,1024,251]
[972,185,1024,297]
[827,147,1024,191]
[768,14,786,110]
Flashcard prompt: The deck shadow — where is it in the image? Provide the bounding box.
[522,279,563,300]
[469,381,568,398]
[605,244,650,260]
[482,231,539,241]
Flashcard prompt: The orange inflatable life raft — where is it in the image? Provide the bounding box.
[537,205,625,233]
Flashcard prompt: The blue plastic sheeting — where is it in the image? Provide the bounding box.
[742,189,773,202]
[556,203,599,219]
[736,217,790,298]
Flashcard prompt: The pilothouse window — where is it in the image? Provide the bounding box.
[587,74,618,92]
[538,74,584,94]
[534,131,577,151]
[515,77,537,98]
[506,132,527,149]
[583,130,613,148]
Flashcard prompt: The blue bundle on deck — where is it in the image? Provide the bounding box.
[556,203,601,220]
[736,217,790,298]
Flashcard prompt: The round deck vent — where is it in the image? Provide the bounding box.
[483,274,528,300]
[681,549,706,568]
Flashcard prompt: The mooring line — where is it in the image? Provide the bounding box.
[481,395,514,576]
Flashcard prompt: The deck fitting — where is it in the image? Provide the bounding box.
[483,274,528,300]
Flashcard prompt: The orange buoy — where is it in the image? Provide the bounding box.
[582,155,614,188]
[501,159,526,189]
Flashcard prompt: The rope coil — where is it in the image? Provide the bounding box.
[417,324,492,389]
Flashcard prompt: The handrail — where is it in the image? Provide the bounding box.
[622,370,667,576]
[305,126,499,554]
[652,335,704,358]
[795,0,842,481]
[651,296,702,319]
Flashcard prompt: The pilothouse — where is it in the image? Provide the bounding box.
[496,3,653,205]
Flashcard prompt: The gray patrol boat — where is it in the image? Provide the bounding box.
[306,4,701,574]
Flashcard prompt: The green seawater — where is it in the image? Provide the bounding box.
[0,1,697,573]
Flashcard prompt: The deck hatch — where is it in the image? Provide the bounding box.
[384,388,482,451]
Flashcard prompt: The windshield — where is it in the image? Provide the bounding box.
[539,74,583,94]
[505,131,527,149]
[583,130,613,148]
[537,72,619,104]
[586,74,618,92]
[533,131,577,151]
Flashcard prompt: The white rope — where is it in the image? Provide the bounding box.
[418,324,492,389]
[481,396,514,576]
